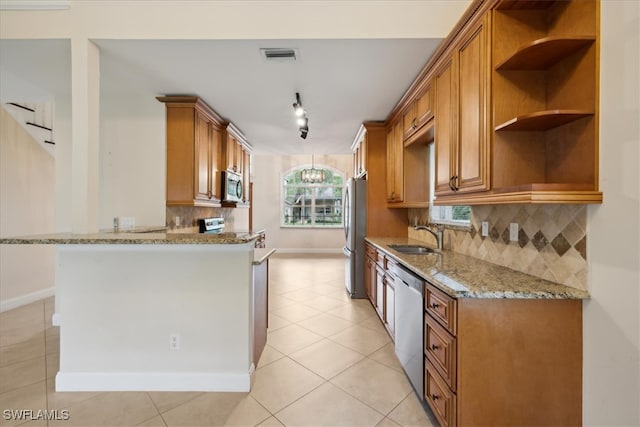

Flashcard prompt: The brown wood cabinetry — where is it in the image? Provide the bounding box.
[385,0,602,205]
[434,14,491,197]
[423,281,582,426]
[158,96,224,206]
[365,242,397,340]
[386,121,404,203]
[351,124,407,237]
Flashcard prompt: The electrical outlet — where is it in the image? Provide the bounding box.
[169,334,180,350]
[481,221,489,237]
[509,223,519,242]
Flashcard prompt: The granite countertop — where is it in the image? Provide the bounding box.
[366,237,589,300]
[253,248,276,265]
[0,231,259,245]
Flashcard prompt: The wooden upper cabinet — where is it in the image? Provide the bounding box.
[158,96,224,206]
[351,125,367,177]
[434,14,491,197]
[386,121,404,203]
[434,55,456,196]
[403,82,434,143]
[242,149,251,203]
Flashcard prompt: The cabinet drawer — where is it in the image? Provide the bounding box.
[425,313,457,392]
[365,244,377,260]
[425,284,457,335]
[425,358,457,427]
[377,252,386,268]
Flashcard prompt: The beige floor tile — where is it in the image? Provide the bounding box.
[0,319,45,348]
[376,417,401,426]
[48,392,159,427]
[270,304,322,323]
[45,377,100,410]
[136,415,168,426]
[302,295,349,312]
[250,357,323,413]
[0,381,47,427]
[297,313,355,337]
[327,303,377,323]
[266,313,292,332]
[256,345,285,369]
[289,339,364,380]
[0,356,46,394]
[275,382,384,427]
[147,391,202,413]
[44,327,59,356]
[368,343,404,373]
[331,358,412,414]
[308,284,341,295]
[326,290,353,303]
[268,295,296,310]
[0,332,45,368]
[0,302,44,328]
[359,316,388,334]
[161,392,270,426]
[45,351,59,379]
[266,324,323,355]
[329,325,390,356]
[387,392,439,427]
[279,289,321,303]
[256,416,284,426]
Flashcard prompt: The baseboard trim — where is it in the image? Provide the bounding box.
[0,287,54,313]
[55,371,252,392]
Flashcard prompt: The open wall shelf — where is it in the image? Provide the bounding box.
[495,37,595,70]
[495,110,594,131]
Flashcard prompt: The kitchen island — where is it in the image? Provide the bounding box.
[1,231,272,392]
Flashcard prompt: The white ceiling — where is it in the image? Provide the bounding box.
[1,37,443,154]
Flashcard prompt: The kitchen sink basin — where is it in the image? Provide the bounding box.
[388,244,438,255]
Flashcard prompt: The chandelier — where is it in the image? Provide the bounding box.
[301,155,325,183]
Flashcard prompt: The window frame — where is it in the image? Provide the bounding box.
[280,164,345,229]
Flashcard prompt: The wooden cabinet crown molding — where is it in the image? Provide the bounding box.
[156,96,226,127]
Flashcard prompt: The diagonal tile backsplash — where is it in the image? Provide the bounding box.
[410,205,588,291]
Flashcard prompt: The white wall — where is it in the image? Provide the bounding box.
[0,107,55,310]
[584,2,640,425]
[253,154,352,252]
[99,92,166,229]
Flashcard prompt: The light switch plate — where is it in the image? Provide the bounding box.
[509,223,519,242]
[481,221,489,237]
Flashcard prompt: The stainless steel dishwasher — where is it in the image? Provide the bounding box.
[392,263,425,401]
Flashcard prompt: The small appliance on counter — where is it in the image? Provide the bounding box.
[198,217,225,234]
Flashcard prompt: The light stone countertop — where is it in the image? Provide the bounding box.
[0,231,259,245]
[366,237,589,300]
[253,248,276,265]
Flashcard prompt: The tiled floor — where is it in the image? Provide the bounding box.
[0,254,438,426]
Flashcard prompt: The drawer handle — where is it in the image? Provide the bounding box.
[430,344,440,350]
[431,394,440,401]
[430,302,440,309]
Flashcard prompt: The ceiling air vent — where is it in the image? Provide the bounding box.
[260,48,298,62]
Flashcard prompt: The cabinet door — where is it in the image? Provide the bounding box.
[402,103,417,139]
[434,55,457,196]
[415,83,434,127]
[226,134,237,172]
[456,15,490,193]
[385,278,395,337]
[386,122,404,202]
[195,112,212,200]
[210,125,222,200]
[242,149,251,203]
[376,266,385,319]
[365,257,375,306]
[359,138,367,175]
[235,140,243,174]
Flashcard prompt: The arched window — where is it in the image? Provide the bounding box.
[281,166,344,228]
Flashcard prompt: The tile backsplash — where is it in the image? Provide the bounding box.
[166,206,236,231]
[410,205,587,291]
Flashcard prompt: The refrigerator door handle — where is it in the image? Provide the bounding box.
[342,246,350,257]
[343,184,350,241]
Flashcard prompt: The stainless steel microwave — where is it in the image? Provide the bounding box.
[222,171,243,203]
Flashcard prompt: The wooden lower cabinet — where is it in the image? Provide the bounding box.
[424,285,582,426]
[365,242,396,340]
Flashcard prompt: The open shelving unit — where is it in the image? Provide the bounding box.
[487,0,601,204]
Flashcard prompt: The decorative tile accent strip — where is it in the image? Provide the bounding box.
[409,204,588,291]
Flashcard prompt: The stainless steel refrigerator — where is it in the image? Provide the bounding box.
[342,177,367,298]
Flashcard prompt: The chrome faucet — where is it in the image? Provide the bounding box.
[414,224,445,250]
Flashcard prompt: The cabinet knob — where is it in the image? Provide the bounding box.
[431,302,440,309]
[431,394,440,401]
[431,344,440,350]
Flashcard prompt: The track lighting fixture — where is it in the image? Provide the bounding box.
[292,92,309,140]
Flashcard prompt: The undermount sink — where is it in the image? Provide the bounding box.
[388,244,438,255]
